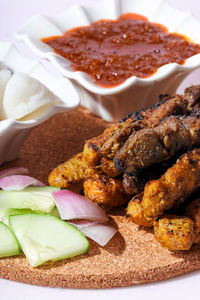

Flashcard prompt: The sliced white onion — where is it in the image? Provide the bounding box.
[69,220,117,246]
[53,190,109,223]
[0,167,28,178]
[0,175,45,191]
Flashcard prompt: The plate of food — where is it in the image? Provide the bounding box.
[0,84,200,288]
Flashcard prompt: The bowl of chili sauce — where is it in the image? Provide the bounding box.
[15,0,200,121]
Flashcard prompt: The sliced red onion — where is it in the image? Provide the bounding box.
[0,167,29,178]
[69,220,117,246]
[0,175,45,191]
[53,190,109,223]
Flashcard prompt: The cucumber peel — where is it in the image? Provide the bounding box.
[0,221,20,257]
[9,213,89,267]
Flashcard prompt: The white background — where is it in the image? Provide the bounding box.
[1,0,200,299]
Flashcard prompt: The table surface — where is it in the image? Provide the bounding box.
[1,0,200,299]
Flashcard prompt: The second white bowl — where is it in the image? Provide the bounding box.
[0,42,79,165]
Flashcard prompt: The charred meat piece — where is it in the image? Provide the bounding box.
[83,125,117,165]
[95,85,200,165]
[83,173,130,208]
[48,153,95,192]
[99,95,188,159]
[123,173,146,195]
[122,157,177,195]
[154,215,195,250]
[141,149,200,218]
[127,194,153,227]
[115,115,200,174]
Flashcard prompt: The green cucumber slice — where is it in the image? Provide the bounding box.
[0,186,60,213]
[0,221,20,257]
[9,213,89,267]
[0,208,33,225]
[0,207,60,226]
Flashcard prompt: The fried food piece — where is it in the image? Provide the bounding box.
[141,149,200,218]
[83,125,118,165]
[100,157,120,177]
[127,194,153,227]
[115,115,200,174]
[185,197,200,243]
[48,153,95,192]
[154,215,195,250]
[83,173,130,208]
[122,158,176,195]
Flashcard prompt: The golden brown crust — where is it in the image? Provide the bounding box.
[154,215,195,251]
[83,173,130,207]
[48,153,95,191]
[127,194,153,227]
[185,197,200,243]
[141,149,200,218]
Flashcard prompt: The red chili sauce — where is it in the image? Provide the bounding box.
[42,13,200,88]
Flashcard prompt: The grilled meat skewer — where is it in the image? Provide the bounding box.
[154,197,200,251]
[115,115,200,175]
[141,148,200,219]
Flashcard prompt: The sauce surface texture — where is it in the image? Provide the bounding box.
[42,13,200,87]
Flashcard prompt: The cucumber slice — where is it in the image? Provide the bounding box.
[0,186,60,212]
[9,213,89,267]
[0,207,60,226]
[0,208,33,225]
[0,221,20,257]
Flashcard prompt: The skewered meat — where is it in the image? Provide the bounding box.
[83,173,130,208]
[99,157,120,177]
[126,194,153,227]
[185,197,200,243]
[48,153,95,192]
[154,216,195,250]
[123,173,146,195]
[98,95,187,160]
[154,197,200,250]
[141,149,200,218]
[115,115,200,175]
[96,85,200,161]
[122,157,178,195]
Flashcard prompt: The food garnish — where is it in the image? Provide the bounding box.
[9,213,89,267]
[0,167,28,178]
[0,221,20,257]
[0,168,116,266]
[0,175,44,191]
[69,220,117,247]
[0,186,58,212]
[53,189,109,223]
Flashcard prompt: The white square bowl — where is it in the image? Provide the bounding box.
[15,0,200,121]
[0,42,79,165]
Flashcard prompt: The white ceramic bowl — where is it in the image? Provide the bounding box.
[0,42,79,165]
[15,0,200,121]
